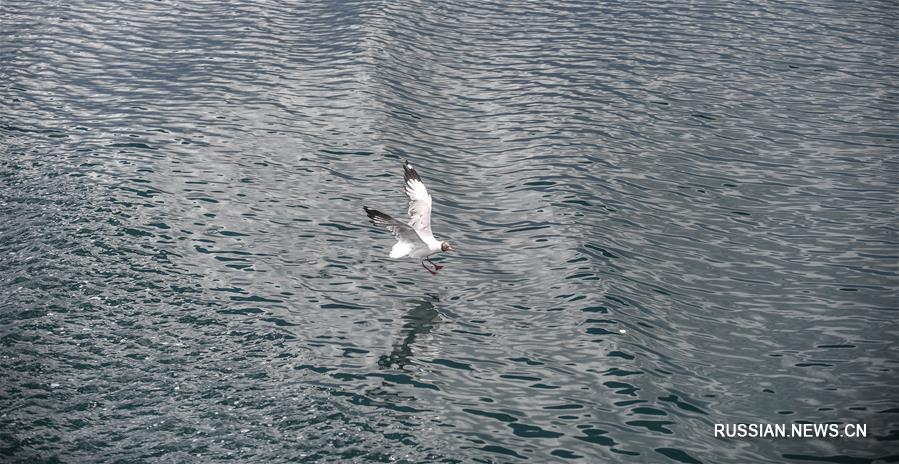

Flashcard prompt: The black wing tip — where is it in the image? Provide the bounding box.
[364,206,391,222]
[403,160,422,182]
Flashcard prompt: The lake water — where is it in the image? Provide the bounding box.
[2,0,898,462]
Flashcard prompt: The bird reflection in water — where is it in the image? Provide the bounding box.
[378,297,441,369]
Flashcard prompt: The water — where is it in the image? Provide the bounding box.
[2,0,898,462]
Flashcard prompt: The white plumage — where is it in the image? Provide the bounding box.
[364,160,453,274]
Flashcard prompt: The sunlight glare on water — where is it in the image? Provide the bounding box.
[2,0,897,462]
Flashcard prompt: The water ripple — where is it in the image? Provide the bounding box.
[3,0,898,462]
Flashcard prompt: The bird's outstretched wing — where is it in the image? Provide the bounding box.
[403,160,434,240]
[364,206,426,258]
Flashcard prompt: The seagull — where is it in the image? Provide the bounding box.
[364,160,453,275]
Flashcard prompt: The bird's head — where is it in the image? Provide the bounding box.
[441,241,453,252]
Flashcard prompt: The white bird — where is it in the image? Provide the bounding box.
[364,160,453,274]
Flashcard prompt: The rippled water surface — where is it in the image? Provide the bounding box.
[2,0,898,462]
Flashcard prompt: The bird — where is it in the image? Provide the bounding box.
[364,160,453,275]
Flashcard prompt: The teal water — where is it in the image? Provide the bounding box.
[2,0,898,462]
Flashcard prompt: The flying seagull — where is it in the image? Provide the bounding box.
[364,160,453,275]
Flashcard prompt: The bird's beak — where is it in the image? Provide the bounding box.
[447,245,455,252]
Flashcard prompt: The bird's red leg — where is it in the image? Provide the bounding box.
[421,259,438,275]
[427,258,444,271]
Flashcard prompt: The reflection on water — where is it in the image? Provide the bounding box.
[2,0,898,462]
[379,298,441,370]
